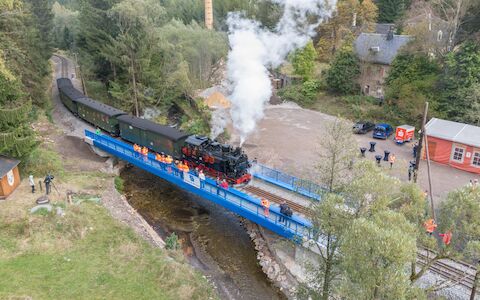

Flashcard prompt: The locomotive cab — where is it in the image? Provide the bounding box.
[183,135,251,184]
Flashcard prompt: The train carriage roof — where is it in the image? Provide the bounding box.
[117,115,189,141]
[56,78,73,89]
[76,97,126,117]
[60,85,87,101]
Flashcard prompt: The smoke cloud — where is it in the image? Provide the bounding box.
[226,0,336,145]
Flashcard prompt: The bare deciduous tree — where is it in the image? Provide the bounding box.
[316,119,357,192]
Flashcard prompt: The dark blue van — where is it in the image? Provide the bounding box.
[373,123,393,139]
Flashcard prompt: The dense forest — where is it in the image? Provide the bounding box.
[0,0,53,158]
[52,0,283,135]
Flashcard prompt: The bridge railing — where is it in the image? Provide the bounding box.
[85,130,313,241]
[251,163,327,201]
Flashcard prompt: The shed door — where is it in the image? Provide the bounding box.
[427,140,436,159]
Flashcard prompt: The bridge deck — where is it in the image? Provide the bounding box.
[85,130,312,241]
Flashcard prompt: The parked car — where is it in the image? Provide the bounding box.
[373,123,393,139]
[353,121,375,134]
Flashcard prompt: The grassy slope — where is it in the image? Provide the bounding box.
[0,176,215,300]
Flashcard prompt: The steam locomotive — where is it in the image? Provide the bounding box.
[57,78,251,184]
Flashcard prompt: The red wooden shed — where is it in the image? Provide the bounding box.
[424,118,480,174]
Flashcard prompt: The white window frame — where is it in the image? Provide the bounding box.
[451,144,466,163]
[471,150,480,168]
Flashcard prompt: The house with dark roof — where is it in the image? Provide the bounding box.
[404,11,451,55]
[354,29,412,98]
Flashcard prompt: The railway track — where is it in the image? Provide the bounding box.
[417,252,477,291]
[53,54,68,78]
[241,185,312,217]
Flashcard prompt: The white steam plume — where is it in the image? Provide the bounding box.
[226,0,336,145]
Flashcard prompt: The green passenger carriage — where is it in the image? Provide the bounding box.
[117,115,189,158]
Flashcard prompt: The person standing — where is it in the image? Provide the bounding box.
[388,153,396,169]
[413,143,418,158]
[44,174,53,195]
[199,170,206,189]
[408,166,413,181]
[279,201,288,224]
[216,177,221,195]
[29,174,35,193]
[261,198,270,217]
[220,179,229,197]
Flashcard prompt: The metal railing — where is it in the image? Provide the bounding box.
[85,130,313,241]
[252,163,327,201]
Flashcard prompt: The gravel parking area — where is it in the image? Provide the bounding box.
[242,102,480,203]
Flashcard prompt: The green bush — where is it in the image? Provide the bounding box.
[23,147,63,177]
[279,80,320,107]
[114,176,124,193]
[325,49,360,95]
[165,232,180,250]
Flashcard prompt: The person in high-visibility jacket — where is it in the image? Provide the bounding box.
[182,162,190,173]
[165,155,173,164]
[439,231,452,245]
[423,219,437,235]
[155,153,162,161]
[261,198,270,217]
[388,153,396,169]
[133,144,140,152]
[141,147,148,156]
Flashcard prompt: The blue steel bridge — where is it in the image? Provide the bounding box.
[85,130,324,241]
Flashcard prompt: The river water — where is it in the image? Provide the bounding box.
[121,166,284,300]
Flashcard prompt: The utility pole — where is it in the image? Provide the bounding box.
[414,102,429,183]
[414,102,436,220]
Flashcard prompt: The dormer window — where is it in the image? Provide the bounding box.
[437,30,443,41]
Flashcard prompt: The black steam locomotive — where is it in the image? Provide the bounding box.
[57,78,251,184]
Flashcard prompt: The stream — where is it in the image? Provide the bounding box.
[121,166,285,300]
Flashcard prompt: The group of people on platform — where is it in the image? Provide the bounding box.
[260,198,293,224]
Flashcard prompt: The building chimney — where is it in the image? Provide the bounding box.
[386,25,394,41]
[205,0,213,30]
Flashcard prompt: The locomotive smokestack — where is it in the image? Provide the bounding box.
[205,0,213,30]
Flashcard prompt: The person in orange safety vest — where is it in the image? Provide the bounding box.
[141,146,148,156]
[439,231,452,245]
[388,153,396,169]
[261,198,270,217]
[423,219,437,235]
[133,144,140,152]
